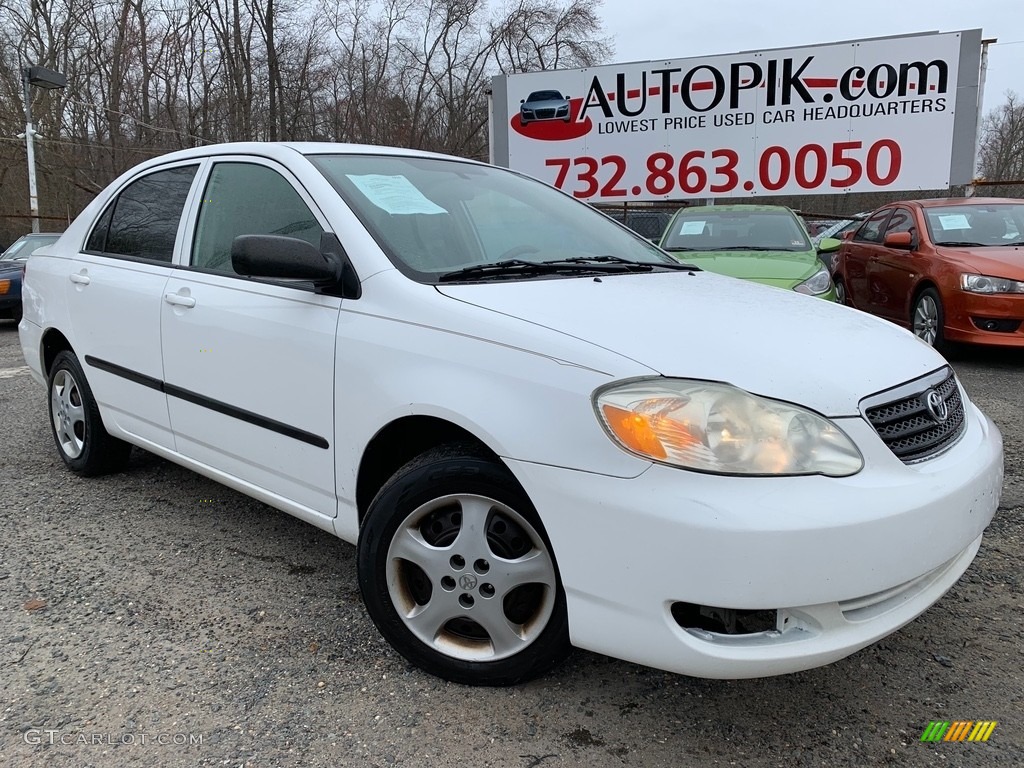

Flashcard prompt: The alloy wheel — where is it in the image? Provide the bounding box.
[385,493,557,662]
[51,369,86,459]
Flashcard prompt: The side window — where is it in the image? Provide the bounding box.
[85,205,114,253]
[883,208,916,238]
[853,209,892,244]
[86,165,199,262]
[191,163,323,275]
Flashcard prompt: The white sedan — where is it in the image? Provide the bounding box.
[19,142,1003,685]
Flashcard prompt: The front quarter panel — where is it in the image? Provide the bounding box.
[330,273,656,540]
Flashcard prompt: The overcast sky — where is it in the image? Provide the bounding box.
[597,0,1022,114]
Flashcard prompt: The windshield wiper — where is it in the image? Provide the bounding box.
[559,254,693,270]
[1000,240,1024,246]
[439,256,692,282]
[934,241,986,247]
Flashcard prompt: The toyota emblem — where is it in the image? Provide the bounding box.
[458,574,478,590]
[925,390,949,423]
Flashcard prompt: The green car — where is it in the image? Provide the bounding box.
[658,205,841,301]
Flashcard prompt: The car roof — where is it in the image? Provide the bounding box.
[898,197,1020,208]
[112,141,483,178]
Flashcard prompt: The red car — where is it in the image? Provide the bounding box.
[834,198,1024,350]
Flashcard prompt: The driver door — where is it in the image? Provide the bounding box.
[159,158,341,522]
[865,207,919,322]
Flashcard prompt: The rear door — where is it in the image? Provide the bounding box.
[64,162,202,450]
[159,157,340,522]
[843,208,892,313]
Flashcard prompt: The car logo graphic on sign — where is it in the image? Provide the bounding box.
[925,390,949,423]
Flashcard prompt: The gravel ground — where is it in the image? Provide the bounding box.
[1,319,1022,768]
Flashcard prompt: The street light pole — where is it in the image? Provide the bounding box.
[22,70,40,233]
[21,65,67,233]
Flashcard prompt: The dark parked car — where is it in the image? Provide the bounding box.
[519,90,571,124]
[0,232,61,323]
[834,198,1024,350]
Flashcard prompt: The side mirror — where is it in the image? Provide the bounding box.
[232,234,337,282]
[520,99,525,104]
[231,233,361,298]
[817,237,842,254]
[883,231,914,249]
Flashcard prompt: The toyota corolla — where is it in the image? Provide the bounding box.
[19,143,1003,685]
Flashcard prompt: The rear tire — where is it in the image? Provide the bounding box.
[48,350,131,476]
[358,443,570,686]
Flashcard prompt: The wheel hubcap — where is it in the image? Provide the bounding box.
[913,296,939,345]
[51,369,86,459]
[835,281,846,305]
[386,494,556,662]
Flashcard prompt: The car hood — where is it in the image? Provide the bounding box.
[936,245,1024,278]
[669,249,820,283]
[436,271,945,416]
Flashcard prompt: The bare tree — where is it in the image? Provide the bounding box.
[490,0,611,73]
[0,0,613,244]
[978,91,1024,183]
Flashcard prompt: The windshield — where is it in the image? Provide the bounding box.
[527,91,563,101]
[662,210,812,252]
[923,203,1024,245]
[308,154,678,282]
[1,234,60,261]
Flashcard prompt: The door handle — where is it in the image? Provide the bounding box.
[164,293,196,308]
[69,273,90,285]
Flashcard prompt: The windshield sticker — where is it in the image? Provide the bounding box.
[346,174,448,215]
[937,213,970,230]
[679,220,706,235]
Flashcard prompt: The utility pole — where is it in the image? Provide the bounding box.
[21,66,67,233]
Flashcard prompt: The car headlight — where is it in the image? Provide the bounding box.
[594,379,863,476]
[960,273,1024,294]
[794,264,832,295]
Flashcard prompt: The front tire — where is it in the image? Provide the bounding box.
[48,350,131,476]
[834,277,847,306]
[358,444,570,686]
[912,287,947,352]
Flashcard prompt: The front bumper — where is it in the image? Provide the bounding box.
[945,289,1024,346]
[506,401,1002,678]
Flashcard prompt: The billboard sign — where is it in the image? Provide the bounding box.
[490,30,982,201]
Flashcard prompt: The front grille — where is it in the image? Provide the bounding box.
[535,108,556,119]
[863,368,966,463]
